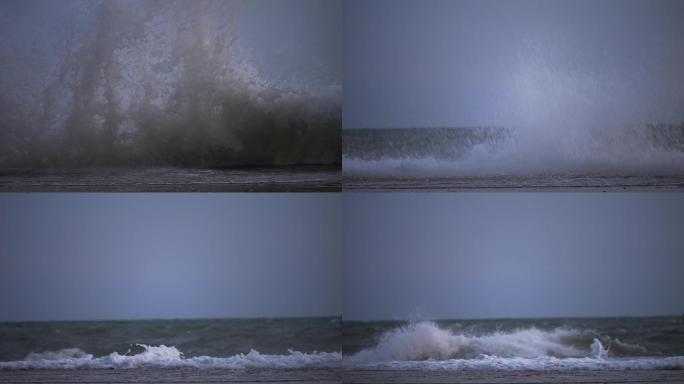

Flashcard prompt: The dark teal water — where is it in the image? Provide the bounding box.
[0,317,341,362]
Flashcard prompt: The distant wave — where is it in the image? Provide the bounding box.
[0,345,341,370]
[345,321,684,370]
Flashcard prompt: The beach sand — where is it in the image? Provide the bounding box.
[343,174,684,191]
[342,369,684,383]
[0,367,341,383]
[0,166,341,192]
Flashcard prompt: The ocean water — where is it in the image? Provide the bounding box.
[0,165,341,192]
[343,127,684,179]
[0,0,341,169]
[343,318,684,371]
[0,317,341,369]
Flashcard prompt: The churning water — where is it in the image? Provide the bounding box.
[0,317,341,369]
[343,126,684,178]
[343,318,684,370]
[0,0,340,168]
[342,1,684,182]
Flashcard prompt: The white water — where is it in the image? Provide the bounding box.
[0,0,341,167]
[0,344,341,370]
[345,322,684,371]
[345,355,684,371]
[343,130,684,177]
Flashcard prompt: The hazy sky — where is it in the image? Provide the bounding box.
[240,0,342,88]
[0,0,342,89]
[344,193,684,321]
[0,194,340,321]
[344,0,684,128]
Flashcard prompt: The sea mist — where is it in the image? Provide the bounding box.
[0,0,341,168]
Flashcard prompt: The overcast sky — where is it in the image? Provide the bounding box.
[0,194,340,321]
[344,193,684,321]
[344,0,684,128]
[240,0,341,89]
[0,0,341,90]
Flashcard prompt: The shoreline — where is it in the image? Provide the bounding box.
[342,368,684,383]
[1,367,682,384]
[0,367,341,383]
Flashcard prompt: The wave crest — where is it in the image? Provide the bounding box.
[348,321,625,363]
[342,126,684,176]
[0,0,341,168]
[0,345,341,370]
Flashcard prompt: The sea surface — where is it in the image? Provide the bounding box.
[343,127,684,190]
[343,174,684,191]
[343,318,684,371]
[0,166,341,192]
[0,317,341,369]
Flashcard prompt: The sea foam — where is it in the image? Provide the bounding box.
[345,355,684,371]
[0,345,341,370]
[342,126,684,177]
[345,321,684,370]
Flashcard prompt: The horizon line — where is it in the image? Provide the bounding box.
[342,313,683,322]
[0,314,342,324]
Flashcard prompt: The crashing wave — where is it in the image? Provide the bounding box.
[0,344,341,370]
[345,321,682,371]
[345,355,684,371]
[0,0,340,168]
[342,125,684,177]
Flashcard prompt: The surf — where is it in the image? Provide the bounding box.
[342,125,684,177]
[0,344,342,370]
[0,0,341,168]
[344,321,684,370]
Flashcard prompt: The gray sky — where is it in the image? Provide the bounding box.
[344,193,684,321]
[240,0,342,89]
[0,194,340,321]
[344,0,684,128]
[0,0,341,90]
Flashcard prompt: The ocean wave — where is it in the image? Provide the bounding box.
[343,321,684,371]
[0,0,341,168]
[345,321,677,368]
[342,125,684,176]
[343,151,684,177]
[0,345,342,370]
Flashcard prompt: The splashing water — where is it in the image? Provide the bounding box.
[0,344,341,370]
[343,320,684,370]
[590,338,608,359]
[347,322,593,363]
[342,125,684,177]
[343,1,684,178]
[0,0,341,168]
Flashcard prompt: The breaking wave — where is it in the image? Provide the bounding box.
[0,344,341,370]
[345,355,684,371]
[345,321,684,370]
[0,0,340,168]
[342,125,684,176]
